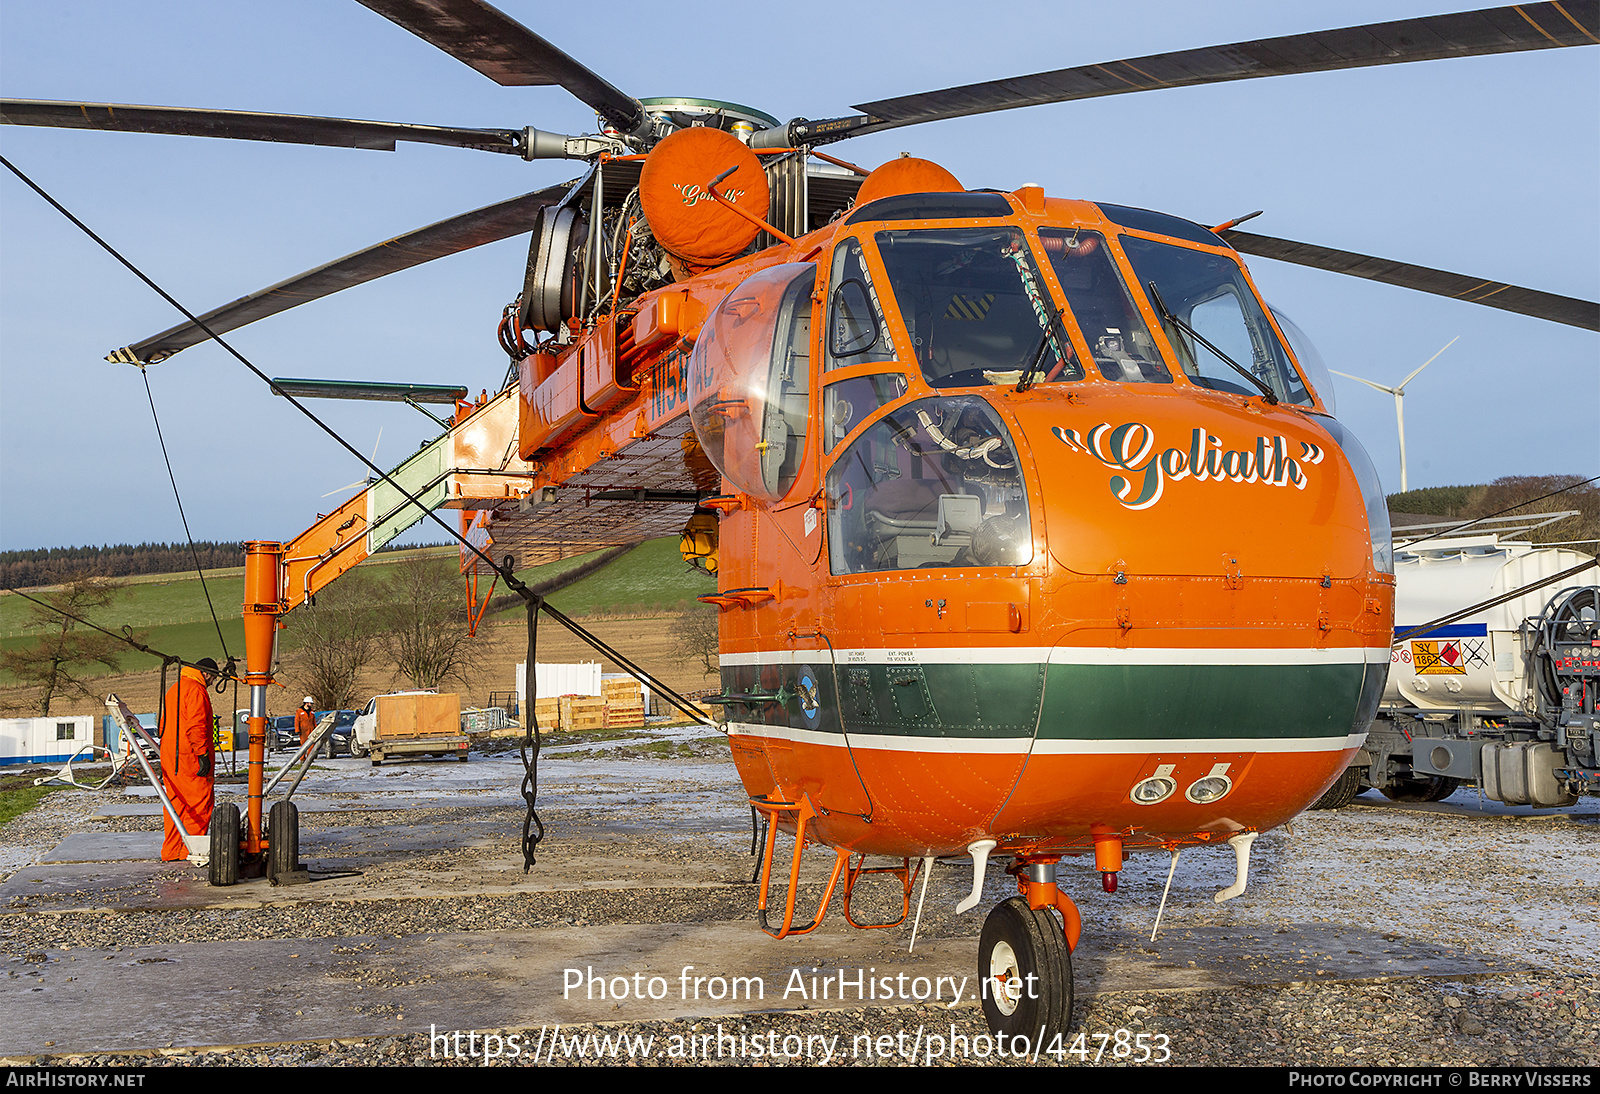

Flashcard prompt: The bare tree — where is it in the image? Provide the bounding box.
[1,575,135,715]
[283,572,380,710]
[377,555,474,692]
[673,603,720,678]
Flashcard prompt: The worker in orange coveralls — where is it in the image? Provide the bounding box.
[159,657,219,862]
[294,696,317,751]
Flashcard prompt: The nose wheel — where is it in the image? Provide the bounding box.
[978,897,1073,1041]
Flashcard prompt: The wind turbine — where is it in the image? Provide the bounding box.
[1331,337,1458,494]
[322,427,382,499]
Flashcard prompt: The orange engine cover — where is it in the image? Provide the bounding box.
[639,127,771,267]
[854,156,962,206]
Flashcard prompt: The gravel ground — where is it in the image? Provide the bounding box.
[5,973,1593,1068]
[3,748,1596,1069]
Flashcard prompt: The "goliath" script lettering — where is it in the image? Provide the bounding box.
[1052,421,1325,510]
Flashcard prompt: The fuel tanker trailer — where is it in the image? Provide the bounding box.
[1314,522,1598,809]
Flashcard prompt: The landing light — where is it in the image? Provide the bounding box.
[1130,776,1176,805]
[1186,775,1233,804]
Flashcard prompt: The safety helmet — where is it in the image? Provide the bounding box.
[303,696,315,706]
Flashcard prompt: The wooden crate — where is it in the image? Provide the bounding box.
[533,697,563,732]
[559,695,606,731]
[375,693,461,740]
[604,702,645,728]
[601,675,642,705]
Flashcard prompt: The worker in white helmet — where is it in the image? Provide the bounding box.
[294,696,318,756]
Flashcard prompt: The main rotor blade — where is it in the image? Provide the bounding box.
[107,182,573,366]
[1223,230,1600,332]
[357,0,645,134]
[849,3,1598,134]
[0,99,522,155]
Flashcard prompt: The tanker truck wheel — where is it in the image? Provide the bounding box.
[1422,775,1462,802]
[1381,775,1456,803]
[1309,764,1363,810]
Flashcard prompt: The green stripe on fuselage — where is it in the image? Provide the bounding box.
[1039,661,1366,741]
[722,659,1369,742]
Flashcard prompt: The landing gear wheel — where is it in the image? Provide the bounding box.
[978,897,1073,1044]
[208,802,240,887]
[267,800,299,883]
[1381,775,1457,803]
[1309,764,1363,810]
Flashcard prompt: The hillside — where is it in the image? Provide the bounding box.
[1387,474,1597,546]
[1,539,716,716]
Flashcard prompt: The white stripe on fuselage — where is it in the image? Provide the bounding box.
[720,645,1388,668]
[726,721,1367,754]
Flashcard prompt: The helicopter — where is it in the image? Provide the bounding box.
[2,1,1597,1043]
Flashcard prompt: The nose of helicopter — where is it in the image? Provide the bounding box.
[1011,391,1375,583]
[990,390,1393,839]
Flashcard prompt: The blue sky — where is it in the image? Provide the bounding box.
[1,0,1596,552]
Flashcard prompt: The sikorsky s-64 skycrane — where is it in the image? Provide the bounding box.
[6,0,1597,1041]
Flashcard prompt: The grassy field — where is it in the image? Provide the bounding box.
[1,539,715,695]
[506,537,715,619]
[0,771,69,827]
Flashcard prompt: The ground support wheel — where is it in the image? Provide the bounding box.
[1309,764,1363,810]
[266,801,311,886]
[1381,775,1455,803]
[267,800,299,885]
[978,897,1073,1046]
[208,803,240,887]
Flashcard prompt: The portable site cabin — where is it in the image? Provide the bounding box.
[1,715,96,766]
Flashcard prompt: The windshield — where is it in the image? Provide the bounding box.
[1039,228,1169,385]
[874,227,1079,389]
[1120,235,1312,406]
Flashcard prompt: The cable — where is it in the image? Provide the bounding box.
[1397,475,1599,549]
[518,593,544,869]
[1392,558,1599,645]
[140,367,231,662]
[1,584,219,680]
[4,155,715,863]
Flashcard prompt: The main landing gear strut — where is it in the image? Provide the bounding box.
[749,799,1086,1042]
[977,858,1082,1041]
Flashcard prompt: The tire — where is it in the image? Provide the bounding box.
[268,800,299,882]
[208,803,240,887]
[978,897,1073,1044]
[1309,764,1363,810]
[1381,775,1456,803]
[1422,775,1462,802]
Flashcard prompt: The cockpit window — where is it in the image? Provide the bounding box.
[827,396,1032,574]
[1039,229,1169,384]
[1120,235,1313,406]
[1095,203,1229,247]
[844,191,1014,225]
[826,237,896,370]
[875,227,1080,389]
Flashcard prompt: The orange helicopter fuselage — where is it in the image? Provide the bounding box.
[497,181,1394,864]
